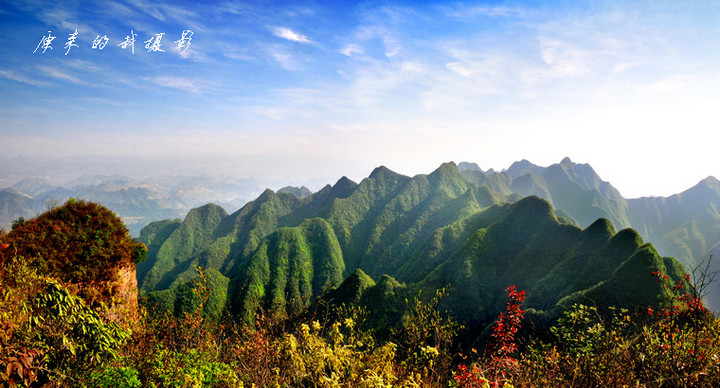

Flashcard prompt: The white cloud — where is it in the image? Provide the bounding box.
[143,76,203,93]
[253,106,287,120]
[271,50,301,70]
[284,7,315,17]
[37,65,86,85]
[126,0,166,21]
[273,27,311,43]
[341,44,364,57]
[446,5,528,18]
[0,70,52,87]
[445,51,504,79]
[105,0,138,19]
[64,59,101,72]
[515,38,591,87]
[382,36,400,58]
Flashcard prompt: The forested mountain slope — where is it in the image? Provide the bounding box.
[139,162,689,331]
[459,158,720,269]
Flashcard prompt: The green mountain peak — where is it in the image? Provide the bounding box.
[324,268,376,305]
[256,188,276,202]
[507,159,545,179]
[584,218,616,240]
[458,162,482,172]
[331,176,358,198]
[429,161,461,178]
[184,203,228,225]
[369,165,397,179]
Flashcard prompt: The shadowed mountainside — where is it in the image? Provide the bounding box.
[138,162,690,333]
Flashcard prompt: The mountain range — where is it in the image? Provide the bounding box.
[461,158,720,264]
[0,174,276,236]
[136,159,717,338]
[461,158,720,308]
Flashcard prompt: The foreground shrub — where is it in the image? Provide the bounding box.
[455,285,526,388]
[1,239,132,386]
[516,266,720,387]
[281,317,400,386]
[393,288,460,385]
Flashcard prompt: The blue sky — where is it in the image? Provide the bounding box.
[1,0,719,197]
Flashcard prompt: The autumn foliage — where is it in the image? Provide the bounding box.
[2,202,720,386]
[0,199,146,306]
[455,286,527,388]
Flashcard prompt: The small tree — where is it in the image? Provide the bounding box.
[393,288,461,385]
[455,286,526,388]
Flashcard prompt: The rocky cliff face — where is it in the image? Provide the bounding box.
[105,265,139,329]
[0,199,146,328]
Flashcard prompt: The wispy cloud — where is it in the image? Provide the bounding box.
[520,38,590,85]
[352,6,412,60]
[35,5,92,34]
[270,50,301,70]
[344,60,429,106]
[353,24,402,59]
[272,27,311,43]
[283,7,315,17]
[143,76,204,93]
[37,65,86,85]
[64,59,102,72]
[341,44,364,57]
[445,50,505,79]
[115,0,206,37]
[125,0,167,21]
[0,70,52,87]
[105,0,138,19]
[446,5,528,18]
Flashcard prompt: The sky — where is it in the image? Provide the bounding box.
[1,0,719,198]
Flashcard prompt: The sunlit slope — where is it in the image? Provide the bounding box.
[139,161,687,328]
